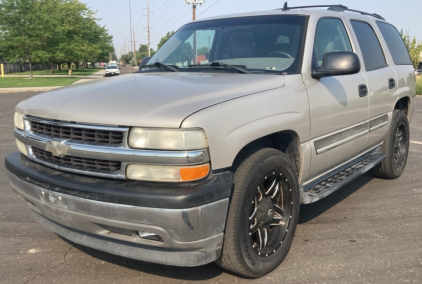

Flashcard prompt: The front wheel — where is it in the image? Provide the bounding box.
[217,148,300,278]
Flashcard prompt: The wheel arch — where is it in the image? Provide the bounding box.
[394,96,410,119]
[230,130,303,182]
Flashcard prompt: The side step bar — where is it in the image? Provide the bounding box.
[300,150,386,204]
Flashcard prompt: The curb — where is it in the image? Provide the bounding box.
[0,86,62,93]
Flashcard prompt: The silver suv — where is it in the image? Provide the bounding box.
[6,3,416,278]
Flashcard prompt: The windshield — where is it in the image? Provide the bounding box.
[107,66,118,69]
[145,15,307,74]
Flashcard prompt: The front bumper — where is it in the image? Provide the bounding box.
[105,72,119,76]
[5,152,233,266]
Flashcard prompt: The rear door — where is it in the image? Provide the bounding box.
[347,18,397,147]
[375,21,416,115]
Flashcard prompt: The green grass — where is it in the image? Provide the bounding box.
[5,68,103,76]
[417,75,422,95]
[0,77,80,88]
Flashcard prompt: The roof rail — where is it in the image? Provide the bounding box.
[280,2,385,21]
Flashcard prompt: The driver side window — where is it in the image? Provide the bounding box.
[313,18,352,67]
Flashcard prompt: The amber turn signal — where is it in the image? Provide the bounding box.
[180,164,210,181]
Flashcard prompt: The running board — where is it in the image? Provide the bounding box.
[300,152,386,204]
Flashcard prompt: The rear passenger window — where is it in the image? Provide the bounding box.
[376,22,412,65]
[313,18,352,67]
[350,20,387,71]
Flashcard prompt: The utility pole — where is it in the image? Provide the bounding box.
[147,0,151,57]
[129,0,134,66]
[133,26,137,64]
[186,1,204,64]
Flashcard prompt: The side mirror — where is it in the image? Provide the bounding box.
[312,51,361,79]
[139,57,151,71]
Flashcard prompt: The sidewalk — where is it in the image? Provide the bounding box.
[5,74,103,79]
[0,86,61,93]
[0,70,105,93]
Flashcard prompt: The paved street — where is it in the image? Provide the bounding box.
[1,93,421,284]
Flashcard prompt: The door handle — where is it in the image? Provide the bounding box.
[388,78,396,89]
[358,84,368,97]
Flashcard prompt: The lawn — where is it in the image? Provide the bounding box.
[0,77,80,88]
[6,68,103,76]
[417,75,422,95]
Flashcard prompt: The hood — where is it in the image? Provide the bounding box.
[16,72,285,128]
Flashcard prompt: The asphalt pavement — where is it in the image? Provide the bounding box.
[0,93,421,284]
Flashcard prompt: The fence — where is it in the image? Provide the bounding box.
[1,63,58,74]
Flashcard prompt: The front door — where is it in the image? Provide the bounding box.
[303,17,369,180]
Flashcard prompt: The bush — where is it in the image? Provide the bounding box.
[417,76,422,95]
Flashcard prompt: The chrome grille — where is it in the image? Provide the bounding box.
[29,120,124,146]
[32,147,121,174]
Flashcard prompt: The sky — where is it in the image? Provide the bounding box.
[83,0,422,59]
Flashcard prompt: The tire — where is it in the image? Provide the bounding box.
[371,110,409,179]
[217,148,300,278]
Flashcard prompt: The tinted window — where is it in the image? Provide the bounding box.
[377,22,412,65]
[313,18,352,67]
[351,21,387,71]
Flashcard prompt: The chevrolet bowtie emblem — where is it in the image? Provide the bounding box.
[45,140,70,157]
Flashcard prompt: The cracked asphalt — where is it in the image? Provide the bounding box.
[1,93,422,284]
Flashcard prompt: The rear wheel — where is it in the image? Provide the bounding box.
[217,148,300,278]
[372,110,409,179]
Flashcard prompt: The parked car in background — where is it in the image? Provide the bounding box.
[415,69,421,75]
[105,65,120,77]
[6,2,415,278]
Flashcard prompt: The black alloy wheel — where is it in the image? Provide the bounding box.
[248,171,293,258]
[393,121,408,169]
[372,109,410,179]
[217,148,300,278]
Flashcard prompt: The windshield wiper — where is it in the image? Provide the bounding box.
[146,62,179,72]
[189,61,251,74]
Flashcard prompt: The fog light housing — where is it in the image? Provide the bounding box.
[126,163,210,182]
[137,231,163,242]
[16,139,28,157]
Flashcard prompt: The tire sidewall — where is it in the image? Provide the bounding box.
[387,111,410,177]
[234,153,300,276]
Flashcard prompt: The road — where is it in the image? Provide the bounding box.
[1,93,421,284]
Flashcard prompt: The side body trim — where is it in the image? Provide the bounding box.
[314,114,389,155]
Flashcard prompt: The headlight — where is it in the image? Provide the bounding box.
[14,112,25,130]
[129,128,208,150]
[126,163,210,182]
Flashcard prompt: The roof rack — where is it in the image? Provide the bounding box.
[280,2,385,21]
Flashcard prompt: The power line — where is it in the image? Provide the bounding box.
[151,0,171,14]
[151,0,178,25]
[154,5,190,29]
[150,0,160,10]
[197,0,222,18]
[134,3,147,29]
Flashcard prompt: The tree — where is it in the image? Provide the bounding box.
[136,44,155,61]
[121,52,133,65]
[157,31,175,50]
[0,0,57,78]
[400,30,422,69]
[0,0,115,76]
